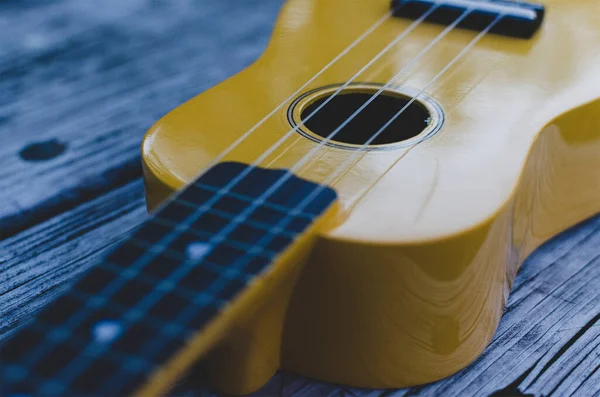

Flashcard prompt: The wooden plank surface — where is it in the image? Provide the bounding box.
[1,1,598,396]
[0,0,282,237]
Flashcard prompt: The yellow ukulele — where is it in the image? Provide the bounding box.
[3,0,599,395]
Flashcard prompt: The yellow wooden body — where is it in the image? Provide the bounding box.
[141,0,600,394]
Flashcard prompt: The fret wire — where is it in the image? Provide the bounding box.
[154,204,298,239]
[10,195,289,391]
[99,260,236,310]
[68,283,221,336]
[101,192,333,389]
[105,248,254,286]
[83,220,301,391]
[3,364,62,392]
[2,4,396,390]
[156,6,490,349]
[102,221,304,385]
[147,11,503,387]
[13,295,127,385]
[24,207,280,393]
[123,239,265,280]
[34,321,157,373]
[177,183,314,220]
[11,277,185,391]
[17,168,314,394]
[104,200,327,390]
[34,251,247,395]
[64,288,185,334]
[43,241,256,395]
[17,231,199,393]
[7,2,505,391]
[4,0,493,390]
[33,2,460,389]
[36,223,271,394]
[5,320,157,387]
[142,219,284,258]
[33,236,272,392]
[21,174,269,390]
[63,293,186,340]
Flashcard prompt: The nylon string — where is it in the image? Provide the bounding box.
[13,6,504,394]
[99,8,504,393]
[6,5,422,391]
[98,11,505,392]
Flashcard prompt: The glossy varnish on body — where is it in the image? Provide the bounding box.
[142,0,600,393]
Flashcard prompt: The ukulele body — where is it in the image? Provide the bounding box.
[142,0,600,393]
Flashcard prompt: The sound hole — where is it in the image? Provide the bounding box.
[300,91,432,146]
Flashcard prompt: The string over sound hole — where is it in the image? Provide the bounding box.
[289,84,443,150]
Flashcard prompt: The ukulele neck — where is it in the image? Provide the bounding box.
[1,162,338,396]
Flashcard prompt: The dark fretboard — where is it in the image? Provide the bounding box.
[1,162,336,396]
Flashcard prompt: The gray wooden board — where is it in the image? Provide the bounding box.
[1,0,599,396]
[0,0,283,237]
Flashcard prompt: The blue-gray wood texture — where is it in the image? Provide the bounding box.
[1,1,598,396]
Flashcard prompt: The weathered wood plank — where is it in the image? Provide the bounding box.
[2,1,599,395]
[2,191,598,396]
[0,180,147,336]
[0,0,283,237]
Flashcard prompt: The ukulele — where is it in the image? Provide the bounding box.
[3,0,599,395]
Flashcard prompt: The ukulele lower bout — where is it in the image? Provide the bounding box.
[141,0,600,393]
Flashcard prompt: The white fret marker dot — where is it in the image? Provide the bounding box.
[186,242,211,260]
[92,320,122,344]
